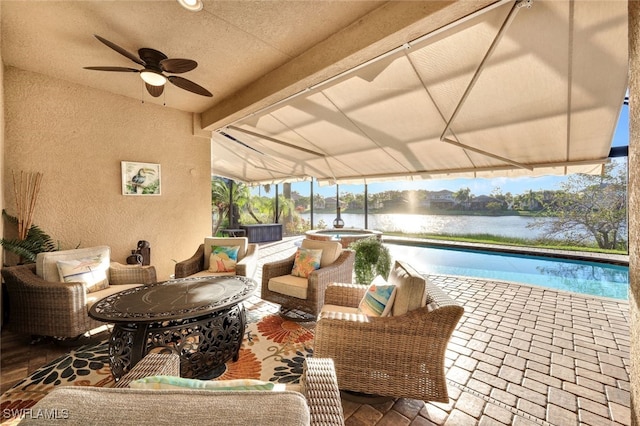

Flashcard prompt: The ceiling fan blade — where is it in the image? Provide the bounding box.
[160,58,197,74]
[168,76,213,97]
[146,83,164,98]
[94,35,145,66]
[84,66,139,72]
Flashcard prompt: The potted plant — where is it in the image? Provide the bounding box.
[1,210,57,264]
[349,236,391,284]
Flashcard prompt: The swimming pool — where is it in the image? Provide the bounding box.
[385,243,629,300]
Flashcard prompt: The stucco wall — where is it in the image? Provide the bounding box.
[3,66,211,280]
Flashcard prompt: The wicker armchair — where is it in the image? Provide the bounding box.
[1,246,157,339]
[174,237,259,279]
[314,261,464,402]
[261,238,355,318]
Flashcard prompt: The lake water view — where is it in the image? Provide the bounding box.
[301,213,555,240]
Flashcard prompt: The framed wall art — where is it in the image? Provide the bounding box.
[121,161,161,196]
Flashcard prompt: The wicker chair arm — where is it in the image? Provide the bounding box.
[1,263,86,298]
[320,304,462,336]
[115,353,181,388]
[305,250,355,313]
[324,283,368,308]
[301,358,345,426]
[1,263,92,337]
[235,243,259,278]
[174,244,205,279]
[311,250,355,283]
[109,262,157,285]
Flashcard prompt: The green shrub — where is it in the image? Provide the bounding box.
[349,237,391,284]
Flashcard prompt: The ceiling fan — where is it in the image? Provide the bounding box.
[84,35,213,98]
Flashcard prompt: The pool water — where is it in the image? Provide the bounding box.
[386,243,629,300]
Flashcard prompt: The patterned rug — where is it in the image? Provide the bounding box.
[0,297,315,424]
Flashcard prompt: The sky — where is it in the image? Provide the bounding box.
[290,105,630,198]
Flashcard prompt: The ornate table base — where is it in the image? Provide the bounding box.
[108,304,246,380]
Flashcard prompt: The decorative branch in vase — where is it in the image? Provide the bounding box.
[1,171,57,264]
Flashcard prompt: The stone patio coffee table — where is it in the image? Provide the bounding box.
[89,275,256,381]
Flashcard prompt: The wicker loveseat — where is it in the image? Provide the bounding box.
[314,260,464,402]
[1,246,156,338]
[23,353,344,426]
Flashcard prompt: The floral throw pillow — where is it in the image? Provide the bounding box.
[291,248,323,278]
[358,283,397,317]
[208,245,240,273]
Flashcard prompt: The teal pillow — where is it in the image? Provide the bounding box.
[129,376,282,391]
[358,283,397,317]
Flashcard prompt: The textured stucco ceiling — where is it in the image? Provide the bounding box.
[1,0,385,113]
[0,0,494,125]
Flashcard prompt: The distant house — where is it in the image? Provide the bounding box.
[382,197,408,210]
[470,195,500,210]
[425,190,455,209]
[324,197,346,210]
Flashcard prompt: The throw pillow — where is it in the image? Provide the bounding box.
[208,245,240,273]
[291,248,323,278]
[56,254,110,293]
[358,283,397,317]
[130,376,285,391]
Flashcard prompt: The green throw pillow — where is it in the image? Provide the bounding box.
[130,376,283,391]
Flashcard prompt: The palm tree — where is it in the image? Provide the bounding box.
[266,195,295,223]
[211,177,258,233]
[454,187,472,210]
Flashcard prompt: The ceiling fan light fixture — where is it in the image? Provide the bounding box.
[177,0,203,12]
[140,70,167,86]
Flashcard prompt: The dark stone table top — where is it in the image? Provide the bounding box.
[89,275,256,322]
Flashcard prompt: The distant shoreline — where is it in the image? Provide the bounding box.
[308,209,539,217]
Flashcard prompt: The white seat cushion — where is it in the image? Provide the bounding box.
[320,304,360,315]
[36,246,111,283]
[268,275,309,300]
[300,239,342,267]
[86,283,143,308]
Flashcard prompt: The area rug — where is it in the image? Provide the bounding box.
[0,297,315,424]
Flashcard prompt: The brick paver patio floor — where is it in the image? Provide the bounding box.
[258,237,631,425]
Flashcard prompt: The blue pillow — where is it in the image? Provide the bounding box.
[358,284,397,317]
